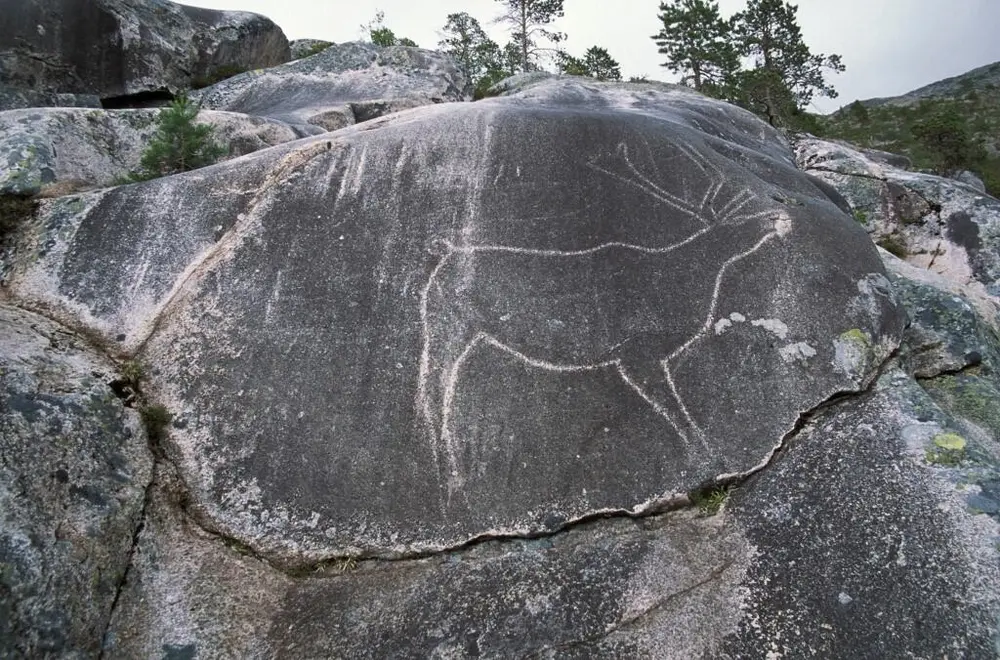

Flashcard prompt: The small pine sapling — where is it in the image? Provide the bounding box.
[133,94,226,181]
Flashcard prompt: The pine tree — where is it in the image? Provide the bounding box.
[494,0,565,72]
[651,0,740,94]
[557,47,622,81]
[583,47,622,81]
[732,0,844,110]
[135,94,225,180]
[439,13,497,82]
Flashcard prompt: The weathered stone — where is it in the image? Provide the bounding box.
[723,367,1000,657]
[0,83,100,113]
[289,39,334,60]
[886,253,1000,379]
[104,460,750,658]
[0,303,153,657]
[796,135,1000,298]
[193,41,468,134]
[956,169,988,193]
[0,107,302,197]
[2,78,905,567]
[0,0,290,107]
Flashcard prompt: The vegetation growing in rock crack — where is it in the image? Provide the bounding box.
[0,195,38,246]
[691,486,730,515]
[140,404,174,443]
[120,359,146,390]
[128,93,226,182]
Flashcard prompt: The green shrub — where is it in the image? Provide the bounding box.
[131,94,226,181]
[120,359,146,390]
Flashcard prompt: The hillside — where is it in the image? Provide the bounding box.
[863,61,1000,108]
[818,61,1000,197]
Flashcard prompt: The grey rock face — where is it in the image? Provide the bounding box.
[0,83,100,113]
[4,75,999,657]
[956,169,988,193]
[3,78,905,566]
[0,0,290,107]
[194,41,469,134]
[796,135,1000,298]
[0,107,301,197]
[724,366,1000,658]
[0,304,153,657]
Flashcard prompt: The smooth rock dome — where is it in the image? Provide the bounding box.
[5,78,905,563]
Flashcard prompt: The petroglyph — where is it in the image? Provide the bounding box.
[417,140,793,490]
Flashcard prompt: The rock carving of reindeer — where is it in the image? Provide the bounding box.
[417,140,792,487]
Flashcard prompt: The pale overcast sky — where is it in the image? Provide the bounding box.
[177,0,1000,113]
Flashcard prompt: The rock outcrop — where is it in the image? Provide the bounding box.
[0,304,153,658]
[0,107,301,197]
[0,0,290,109]
[796,135,1000,298]
[194,41,469,134]
[3,75,999,655]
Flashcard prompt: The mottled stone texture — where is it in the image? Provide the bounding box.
[193,41,468,134]
[796,135,1000,298]
[0,0,290,107]
[3,78,905,563]
[0,304,152,657]
[3,76,999,657]
[0,107,301,197]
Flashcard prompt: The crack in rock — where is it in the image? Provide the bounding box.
[524,559,735,658]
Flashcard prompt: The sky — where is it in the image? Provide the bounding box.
[177,0,1000,114]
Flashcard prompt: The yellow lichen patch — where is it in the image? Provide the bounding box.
[933,433,966,451]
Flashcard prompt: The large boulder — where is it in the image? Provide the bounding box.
[0,0,290,108]
[6,76,1000,656]
[3,76,905,562]
[0,107,301,197]
[193,41,469,134]
[796,135,1000,299]
[0,303,153,657]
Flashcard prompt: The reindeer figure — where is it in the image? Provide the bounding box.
[417,140,792,487]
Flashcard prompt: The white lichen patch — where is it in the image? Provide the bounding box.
[779,342,817,364]
[751,318,790,340]
[730,312,746,323]
[714,318,733,335]
[831,329,871,379]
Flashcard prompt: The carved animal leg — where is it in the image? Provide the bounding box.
[417,318,483,483]
[615,357,708,454]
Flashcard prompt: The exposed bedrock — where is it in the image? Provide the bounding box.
[3,78,905,564]
[7,76,1000,656]
[0,0,290,109]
